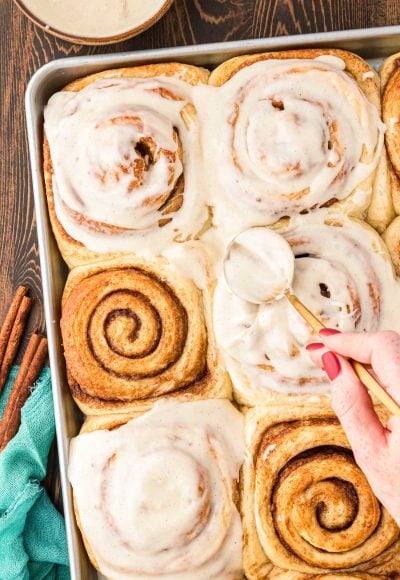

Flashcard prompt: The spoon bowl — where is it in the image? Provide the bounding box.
[224,227,295,304]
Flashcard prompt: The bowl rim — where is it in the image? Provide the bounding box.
[12,0,174,45]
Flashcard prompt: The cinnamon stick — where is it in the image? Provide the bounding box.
[0,286,29,362]
[0,286,32,392]
[0,333,48,452]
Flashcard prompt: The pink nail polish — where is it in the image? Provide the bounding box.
[322,351,341,381]
[320,328,341,337]
[306,342,324,351]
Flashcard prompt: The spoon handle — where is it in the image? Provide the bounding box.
[285,291,400,418]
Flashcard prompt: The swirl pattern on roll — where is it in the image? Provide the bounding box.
[270,572,384,579]
[44,67,209,262]
[68,399,245,579]
[381,53,400,274]
[382,55,400,190]
[61,259,213,409]
[214,211,400,404]
[206,51,383,230]
[241,405,400,579]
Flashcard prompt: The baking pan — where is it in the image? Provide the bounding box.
[25,25,400,580]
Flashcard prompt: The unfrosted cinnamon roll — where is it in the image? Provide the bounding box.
[269,571,385,579]
[213,211,400,406]
[380,53,400,274]
[241,403,400,579]
[43,64,210,268]
[381,54,400,214]
[61,255,230,414]
[205,49,383,236]
[68,399,245,579]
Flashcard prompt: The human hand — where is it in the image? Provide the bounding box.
[307,330,400,526]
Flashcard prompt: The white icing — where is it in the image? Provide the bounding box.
[44,76,209,259]
[362,70,376,80]
[200,59,384,236]
[21,0,168,38]
[263,444,277,461]
[224,228,294,303]
[314,55,346,70]
[161,242,210,290]
[45,59,384,274]
[213,212,400,395]
[68,399,245,580]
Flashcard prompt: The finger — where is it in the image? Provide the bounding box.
[319,330,400,364]
[322,351,387,463]
[319,330,400,404]
[387,415,400,433]
[306,342,328,367]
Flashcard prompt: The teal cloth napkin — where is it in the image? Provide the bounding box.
[0,366,70,580]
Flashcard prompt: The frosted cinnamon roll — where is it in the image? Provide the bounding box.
[61,255,230,414]
[68,399,245,580]
[213,211,400,406]
[241,404,400,579]
[43,64,210,268]
[205,49,383,235]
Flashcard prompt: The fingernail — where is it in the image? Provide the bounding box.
[322,351,342,381]
[306,342,324,351]
[320,328,341,337]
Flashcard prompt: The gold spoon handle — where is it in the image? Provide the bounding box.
[286,291,400,418]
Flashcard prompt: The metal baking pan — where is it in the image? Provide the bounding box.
[25,25,400,580]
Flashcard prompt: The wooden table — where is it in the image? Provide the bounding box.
[1,0,400,510]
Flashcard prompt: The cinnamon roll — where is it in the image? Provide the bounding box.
[269,571,385,579]
[213,211,400,406]
[381,54,400,215]
[241,403,400,579]
[61,255,230,414]
[43,63,210,268]
[68,399,245,579]
[206,49,383,236]
[380,53,400,274]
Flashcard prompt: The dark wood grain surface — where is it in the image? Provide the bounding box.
[1,0,400,511]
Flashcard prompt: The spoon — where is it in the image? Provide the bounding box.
[224,227,400,417]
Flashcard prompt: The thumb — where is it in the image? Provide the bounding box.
[322,351,387,464]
